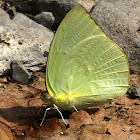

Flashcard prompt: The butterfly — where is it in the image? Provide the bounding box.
[42,5,129,112]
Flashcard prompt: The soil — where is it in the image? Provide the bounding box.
[0,72,139,140]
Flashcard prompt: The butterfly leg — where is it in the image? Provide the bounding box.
[72,106,78,112]
[53,104,67,125]
[40,107,53,126]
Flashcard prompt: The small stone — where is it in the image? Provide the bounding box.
[34,12,55,29]
[10,61,32,84]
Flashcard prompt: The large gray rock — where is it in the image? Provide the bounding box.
[90,0,140,73]
[6,0,95,24]
[0,9,54,76]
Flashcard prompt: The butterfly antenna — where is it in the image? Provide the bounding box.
[53,104,67,125]
[40,107,53,126]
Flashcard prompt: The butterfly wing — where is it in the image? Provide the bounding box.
[46,5,129,109]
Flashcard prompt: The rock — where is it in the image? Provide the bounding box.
[128,74,140,97]
[10,61,32,84]
[6,0,95,24]
[2,2,16,19]
[0,8,54,76]
[127,87,140,98]
[90,0,140,73]
[34,12,55,29]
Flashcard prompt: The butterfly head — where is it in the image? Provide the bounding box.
[41,91,53,106]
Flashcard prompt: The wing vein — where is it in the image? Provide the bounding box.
[72,70,129,94]
[87,78,128,83]
[91,60,127,75]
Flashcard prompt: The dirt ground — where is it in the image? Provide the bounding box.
[0,72,139,140]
